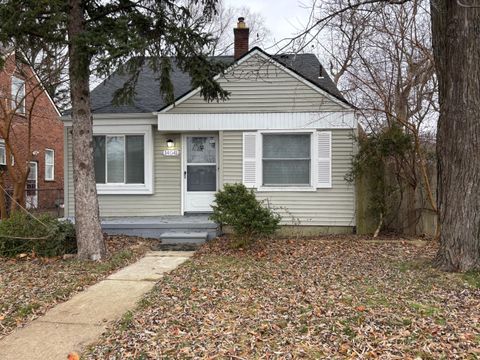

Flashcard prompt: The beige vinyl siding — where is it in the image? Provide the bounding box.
[64,128,182,217]
[168,54,346,114]
[219,131,243,185]
[220,130,356,227]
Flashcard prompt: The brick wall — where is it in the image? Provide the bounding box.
[0,52,64,211]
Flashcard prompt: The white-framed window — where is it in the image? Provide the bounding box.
[0,143,6,165]
[92,125,153,194]
[11,76,26,114]
[45,149,55,180]
[0,141,14,166]
[262,133,311,187]
[94,135,144,184]
[242,130,332,191]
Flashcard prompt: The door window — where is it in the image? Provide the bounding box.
[186,136,217,192]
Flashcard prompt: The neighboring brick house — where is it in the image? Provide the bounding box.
[0,47,63,214]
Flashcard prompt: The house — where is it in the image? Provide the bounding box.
[62,18,357,238]
[0,46,63,215]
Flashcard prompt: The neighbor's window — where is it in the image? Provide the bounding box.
[11,76,26,114]
[0,143,14,166]
[45,149,55,180]
[93,135,145,184]
[0,143,6,165]
[262,133,311,186]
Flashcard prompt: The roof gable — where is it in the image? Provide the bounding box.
[88,47,350,115]
[1,50,60,116]
[162,47,350,113]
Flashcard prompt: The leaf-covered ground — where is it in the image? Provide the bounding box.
[0,235,158,339]
[86,237,479,359]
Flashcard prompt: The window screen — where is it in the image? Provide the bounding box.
[262,134,311,186]
[93,135,145,184]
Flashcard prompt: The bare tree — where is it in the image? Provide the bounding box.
[188,0,272,56]
[312,0,438,235]
[289,0,480,270]
[20,44,70,111]
[0,53,52,216]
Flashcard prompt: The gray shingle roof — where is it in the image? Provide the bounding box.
[89,47,348,114]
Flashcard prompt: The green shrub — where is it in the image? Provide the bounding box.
[0,212,77,257]
[210,183,281,246]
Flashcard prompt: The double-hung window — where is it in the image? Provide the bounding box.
[45,149,55,180]
[0,142,14,166]
[0,143,6,165]
[11,76,26,114]
[262,133,311,186]
[93,135,145,185]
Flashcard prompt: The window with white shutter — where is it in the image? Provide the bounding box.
[262,133,311,186]
[316,131,332,188]
[242,132,257,187]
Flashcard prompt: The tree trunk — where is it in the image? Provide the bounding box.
[67,0,106,260]
[0,175,7,219]
[431,1,480,271]
[11,179,27,213]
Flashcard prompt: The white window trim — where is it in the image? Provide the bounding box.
[45,148,55,181]
[0,142,6,165]
[11,76,26,114]
[92,125,154,195]
[316,131,332,188]
[257,129,317,192]
[0,140,14,166]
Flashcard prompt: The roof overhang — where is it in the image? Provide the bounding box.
[157,111,356,132]
[61,112,157,127]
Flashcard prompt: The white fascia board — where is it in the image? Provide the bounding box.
[29,65,61,117]
[62,113,157,127]
[158,111,356,131]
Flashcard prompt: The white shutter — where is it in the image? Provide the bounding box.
[316,131,332,188]
[242,132,257,187]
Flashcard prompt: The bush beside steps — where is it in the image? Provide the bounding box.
[210,183,281,248]
[0,212,76,257]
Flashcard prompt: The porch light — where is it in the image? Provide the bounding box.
[166,139,175,148]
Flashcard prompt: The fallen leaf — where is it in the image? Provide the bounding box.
[67,352,79,360]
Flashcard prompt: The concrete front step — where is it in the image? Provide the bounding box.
[160,231,208,245]
[104,228,217,241]
[96,216,219,240]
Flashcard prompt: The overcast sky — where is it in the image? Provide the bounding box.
[223,0,313,49]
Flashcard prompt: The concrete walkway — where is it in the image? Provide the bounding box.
[0,251,194,360]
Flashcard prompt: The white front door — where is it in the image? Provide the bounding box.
[183,135,218,212]
[26,161,38,209]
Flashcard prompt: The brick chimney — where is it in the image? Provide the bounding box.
[234,17,249,60]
